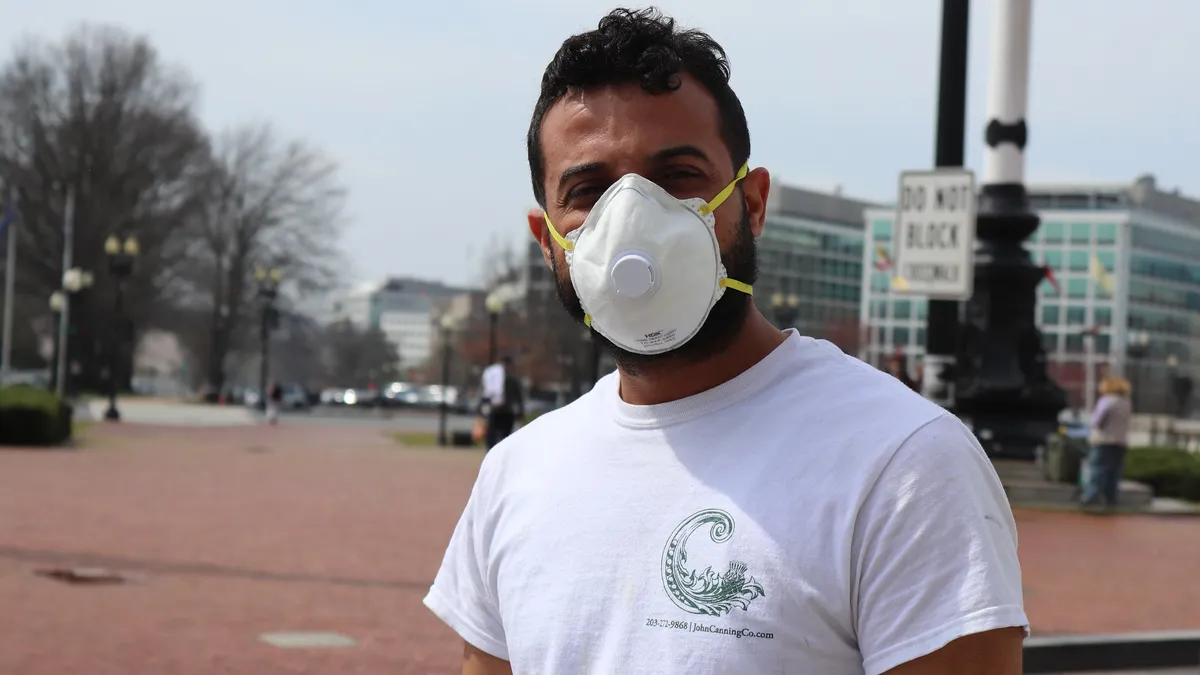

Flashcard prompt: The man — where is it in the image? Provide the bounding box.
[478,355,523,449]
[425,9,1026,674]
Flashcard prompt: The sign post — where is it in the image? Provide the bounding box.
[891,169,976,405]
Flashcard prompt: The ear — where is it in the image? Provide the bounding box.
[527,207,554,267]
[742,167,771,239]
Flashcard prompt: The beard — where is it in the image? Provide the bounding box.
[551,199,759,376]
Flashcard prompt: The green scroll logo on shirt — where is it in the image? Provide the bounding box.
[661,509,765,616]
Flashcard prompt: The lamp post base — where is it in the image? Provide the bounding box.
[103,405,121,422]
[955,184,1067,460]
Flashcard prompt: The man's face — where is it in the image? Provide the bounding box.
[529,75,770,371]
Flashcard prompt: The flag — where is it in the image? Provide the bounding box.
[1089,253,1115,295]
[873,244,892,271]
[1042,260,1061,295]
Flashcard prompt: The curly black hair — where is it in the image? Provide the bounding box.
[526,7,751,207]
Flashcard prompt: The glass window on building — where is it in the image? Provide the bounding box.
[1040,278,1058,298]
[1096,222,1117,245]
[893,300,912,320]
[873,219,893,242]
[1095,250,1115,270]
[893,327,910,346]
[1042,333,1059,353]
[1042,221,1065,243]
[1095,334,1111,354]
[1067,278,1088,298]
[1094,306,1112,326]
[916,327,926,347]
[1043,249,1064,270]
[1069,250,1089,271]
[870,272,888,293]
[915,299,928,320]
[1066,306,1086,325]
[1041,305,1060,325]
[1069,222,1090,244]
[1065,333,1084,353]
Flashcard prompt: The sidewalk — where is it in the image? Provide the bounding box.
[0,423,1197,673]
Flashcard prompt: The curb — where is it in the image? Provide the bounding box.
[1024,631,1200,672]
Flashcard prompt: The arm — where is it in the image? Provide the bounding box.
[424,457,511,665]
[1090,396,1112,431]
[463,642,512,675]
[854,414,1027,675]
[883,627,1024,674]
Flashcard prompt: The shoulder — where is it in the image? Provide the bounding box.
[477,376,613,473]
[778,339,954,450]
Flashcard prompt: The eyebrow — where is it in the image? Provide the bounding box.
[555,145,713,197]
[649,144,711,164]
[556,162,605,196]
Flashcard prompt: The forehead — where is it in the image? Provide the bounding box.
[539,75,729,174]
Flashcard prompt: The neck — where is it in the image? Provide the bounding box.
[616,310,788,406]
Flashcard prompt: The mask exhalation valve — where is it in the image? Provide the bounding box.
[608,251,658,298]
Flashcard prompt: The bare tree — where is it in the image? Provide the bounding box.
[0,24,211,390]
[174,123,347,392]
[321,319,400,386]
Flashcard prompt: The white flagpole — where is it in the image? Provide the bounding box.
[55,186,75,398]
[0,185,17,382]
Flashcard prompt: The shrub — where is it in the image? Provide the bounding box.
[1125,447,1200,503]
[0,385,74,447]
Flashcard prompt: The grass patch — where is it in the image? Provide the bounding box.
[388,431,442,447]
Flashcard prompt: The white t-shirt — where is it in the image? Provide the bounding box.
[425,332,1026,674]
[482,363,506,405]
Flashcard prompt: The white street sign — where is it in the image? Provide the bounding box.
[891,169,976,300]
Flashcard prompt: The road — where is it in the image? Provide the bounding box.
[285,405,477,433]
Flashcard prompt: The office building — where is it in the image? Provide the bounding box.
[329,277,466,372]
[861,175,1200,414]
[755,183,879,349]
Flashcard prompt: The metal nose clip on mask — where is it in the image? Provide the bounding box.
[543,164,753,355]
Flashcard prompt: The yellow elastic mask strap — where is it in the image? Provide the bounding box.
[542,211,575,252]
[720,278,753,295]
[698,163,750,216]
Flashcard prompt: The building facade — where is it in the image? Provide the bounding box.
[755,184,878,349]
[329,277,465,372]
[861,175,1200,415]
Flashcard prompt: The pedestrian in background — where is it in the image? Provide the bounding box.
[478,355,523,450]
[266,381,283,426]
[1081,375,1133,511]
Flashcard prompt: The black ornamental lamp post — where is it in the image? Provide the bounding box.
[485,292,504,365]
[952,0,1066,459]
[771,293,800,330]
[437,313,458,446]
[103,235,139,421]
[256,267,283,409]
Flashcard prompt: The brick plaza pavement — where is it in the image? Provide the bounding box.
[1,422,1198,674]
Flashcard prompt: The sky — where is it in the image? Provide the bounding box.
[4,0,1198,289]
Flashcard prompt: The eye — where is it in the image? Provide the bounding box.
[565,182,610,206]
[659,167,705,182]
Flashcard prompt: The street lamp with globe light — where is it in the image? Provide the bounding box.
[485,292,505,365]
[437,313,460,446]
[1126,330,1151,411]
[771,293,800,330]
[102,235,138,421]
[52,266,94,397]
[255,267,283,409]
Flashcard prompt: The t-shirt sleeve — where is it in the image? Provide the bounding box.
[852,413,1027,675]
[423,461,509,660]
